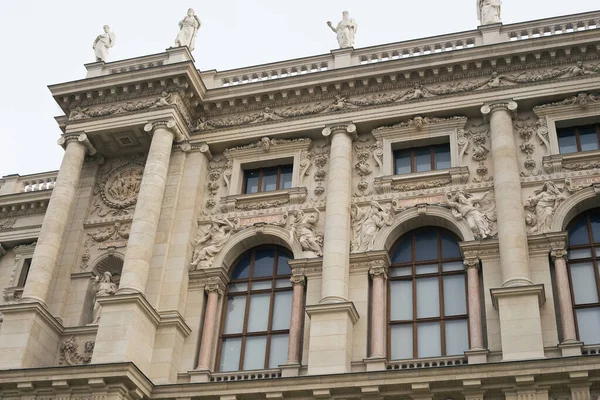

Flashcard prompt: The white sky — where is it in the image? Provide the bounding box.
[0,0,598,176]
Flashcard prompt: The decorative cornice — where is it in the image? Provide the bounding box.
[490,284,546,309]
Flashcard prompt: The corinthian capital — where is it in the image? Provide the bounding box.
[144,119,186,143]
[57,132,97,156]
[322,122,357,140]
[481,100,518,119]
[369,265,388,279]
[290,274,306,287]
[204,277,226,296]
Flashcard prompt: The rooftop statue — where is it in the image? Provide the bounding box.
[477,0,502,25]
[327,11,358,49]
[93,25,115,62]
[173,8,201,51]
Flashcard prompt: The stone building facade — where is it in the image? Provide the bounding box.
[1,10,600,400]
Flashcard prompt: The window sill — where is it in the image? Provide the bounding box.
[387,354,468,370]
[374,166,469,194]
[3,286,23,303]
[209,368,282,382]
[543,149,600,173]
[221,187,307,212]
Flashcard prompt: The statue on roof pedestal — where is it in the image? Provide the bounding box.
[327,11,358,49]
[93,25,115,62]
[173,8,201,51]
[477,0,502,25]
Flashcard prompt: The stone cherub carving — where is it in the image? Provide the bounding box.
[173,8,201,51]
[477,0,502,25]
[327,11,357,49]
[525,181,568,234]
[288,207,323,257]
[93,25,115,62]
[190,218,234,269]
[446,190,497,239]
[91,271,118,324]
[351,201,395,253]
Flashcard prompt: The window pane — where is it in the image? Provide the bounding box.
[445,320,469,355]
[390,267,411,277]
[243,336,267,370]
[418,322,441,357]
[390,281,413,320]
[394,149,411,175]
[277,252,292,275]
[441,233,461,258]
[570,262,599,304]
[269,334,289,368]
[434,144,451,170]
[417,278,440,318]
[247,294,271,332]
[392,238,412,263]
[444,276,467,316]
[443,261,464,272]
[244,170,260,194]
[576,307,600,344]
[261,168,278,192]
[220,338,242,372]
[579,126,599,152]
[569,215,590,246]
[231,254,251,280]
[415,230,438,261]
[416,263,438,275]
[223,296,246,334]
[390,325,413,360]
[276,278,292,288]
[590,211,600,243]
[280,166,293,189]
[253,249,275,277]
[415,147,432,172]
[272,291,293,330]
[228,283,248,292]
[569,249,591,260]
[558,128,578,154]
[252,281,272,291]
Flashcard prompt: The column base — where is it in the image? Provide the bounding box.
[490,284,546,361]
[280,362,301,377]
[364,357,387,372]
[306,302,359,375]
[0,302,63,369]
[189,369,211,383]
[559,340,583,357]
[465,348,489,364]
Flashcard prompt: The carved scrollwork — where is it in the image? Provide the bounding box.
[514,117,544,177]
[354,140,374,197]
[457,122,492,183]
[312,144,330,197]
[59,336,94,366]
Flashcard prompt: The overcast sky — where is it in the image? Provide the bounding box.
[0,0,598,176]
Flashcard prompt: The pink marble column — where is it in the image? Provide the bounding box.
[552,249,578,342]
[369,266,387,358]
[197,280,224,371]
[286,274,306,364]
[465,257,484,350]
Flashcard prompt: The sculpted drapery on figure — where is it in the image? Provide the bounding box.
[446,190,496,239]
[174,8,201,51]
[93,25,115,62]
[288,207,323,257]
[477,0,502,25]
[190,218,234,269]
[327,11,358,48]
[351,201,395,253]
[525,182,567,234]
[91,272,118,324]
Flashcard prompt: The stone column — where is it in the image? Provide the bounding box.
[197,279,224,371]
[286,274,306,366]
[464,255,484,351]
[21,133,93,306]
[118,120,176,294]
[481,101,531,288]
[551,248,578,343]
[320,123,356,303]
[369,266,387,359]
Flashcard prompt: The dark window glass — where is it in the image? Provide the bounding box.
[558,125,600,154]
[393,143,451,175]
[17,258,32,287]
[434,145,451,170]
[243,165,294,194]
[244,170,260,194]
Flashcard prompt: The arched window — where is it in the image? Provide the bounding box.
[388,228,469,359]
[217,246,293,372]
[566,209,600,345]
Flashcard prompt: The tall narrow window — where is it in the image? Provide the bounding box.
[557,124,600,154]
[17,258,32,287]
[218,246,294,372]
[388,228,469,360]
[566,209,600,345]
[243,165,293,194]
[394,144,451,175]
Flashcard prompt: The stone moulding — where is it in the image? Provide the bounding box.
[220,187,308,213]
[543,149,600,174]
[374,167,469,194]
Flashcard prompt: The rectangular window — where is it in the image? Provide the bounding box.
[393,144,451,175]
[17,258,32,287]
[558,124,600,154]
[242,165,293,194]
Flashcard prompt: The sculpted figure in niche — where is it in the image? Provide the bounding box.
[190,218,234,269]
[477,0,502,25]
[91,272,118,324]
[525,182,567,234]
[351,201,395,253]
[327,11,358,49]
[173,8,201,51]
[288,207,323,257]
[446,190,496,239]
[93,25,115,62]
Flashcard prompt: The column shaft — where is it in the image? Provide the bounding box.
[370,273,386,358]
[466,265,484,350]
[197,289,220,370]
[286,276,305,364]
[119,125,174,293]
[22,135,87,305]
[554,255,578,342]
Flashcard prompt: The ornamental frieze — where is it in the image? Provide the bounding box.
[69,91,177,121]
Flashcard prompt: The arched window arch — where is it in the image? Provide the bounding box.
[566,209,600,345]
[217,245,293,372]
[388,228,469,359]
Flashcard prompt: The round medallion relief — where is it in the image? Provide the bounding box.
[101,165,144,209]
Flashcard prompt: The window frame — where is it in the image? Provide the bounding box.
[393,143,451,175]
[557,124,600,154]
[242,164,293,194]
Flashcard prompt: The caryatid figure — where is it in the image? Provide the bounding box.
[93,25,115,62]
[327,11,358,48]
[477,0,502,25]
[173,8,201,51]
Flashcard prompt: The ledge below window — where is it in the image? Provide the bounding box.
[3,286,23,303]
[220,187,308,212]
[387,354,468,370]
[543,149,600,174]
[374,166,469,194]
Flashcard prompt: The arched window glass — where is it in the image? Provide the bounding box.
[567,210,600,345]
[218,246,293,372]
[388,228,468,359]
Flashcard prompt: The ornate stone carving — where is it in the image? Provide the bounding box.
[478,0,502,25]
[393,178,452,193]
[373,116,467,133]
[327,11,357,48]
[457,122,492,183]
[190,218,235,270]
[91,158,145,218]
[525,181,568,234]
[173,8,201,51]
[59,336,94,366]
[287,206,323,257]
[206,159,226,209]
[93,25,115,62]
[562,161,600,171]
[69,91,178,121]
[224,137,311,155]
[354,140,374,197]
[290,274,307,286]
[534,93,600,111]
[91,271,118,324]
[514,117,543,177]
[446,190,497,239]
[351,201,395,253]
[80,223,130,271]
[312,145,330,197]
[0,219,16,230]
[300,150,313,184]
[235,199,289,211]
[204,277,225,296]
